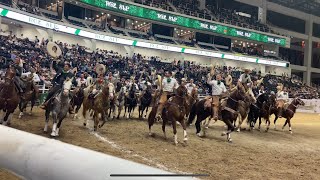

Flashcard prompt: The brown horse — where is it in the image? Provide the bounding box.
[0,68,20,126]
[18,75,39,119]
[235,88,256,132]
[82,84,111,131]
[271,98,305,133]
[148,85,189,145]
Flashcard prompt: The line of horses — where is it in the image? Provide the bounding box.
[0,68,305,145]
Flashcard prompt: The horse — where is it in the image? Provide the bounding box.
[247,93,271,131]
[106,83,116,119]
[271,98,305,133]
[148,85,189,145]
[124,85,137,119]
[138,85,152,119]
[44,78,74,137]
[114,85,127,119]
[255,93,276,132]
[18,75,39,119]
[0,68,20,126]
[188,85,255,139]
[82,84,111,131]
[71,86,85,120]
[219,84,249,142]
[185,87,199,120]
[235,88,256,132]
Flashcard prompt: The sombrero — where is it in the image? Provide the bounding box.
[225,75,233,86]
[46,42,62,58]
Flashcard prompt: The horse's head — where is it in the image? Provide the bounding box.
[245,88,257,104]
[102,84,110,97]
[62,77,73,96]
[294,98,305,106]
[233,83,247,101]
[190,87,199,100]
[4,67,15,85]
[269,93,276,106]
[108,83,115,100]
[176,85,188,97]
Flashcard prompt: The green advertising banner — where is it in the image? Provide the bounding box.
[79,0,287,46]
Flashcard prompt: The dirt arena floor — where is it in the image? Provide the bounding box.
[1,108,320,180]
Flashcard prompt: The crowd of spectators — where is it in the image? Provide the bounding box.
[0,32,319,99]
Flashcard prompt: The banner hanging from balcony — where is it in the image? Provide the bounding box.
[79,0,288,47]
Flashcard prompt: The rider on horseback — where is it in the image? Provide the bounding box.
[155,71,179,121]
[276,84,289,118]
[238,69,252,91]
[40,61,77,112]
[3,56,25,97]
[207,74,227,121]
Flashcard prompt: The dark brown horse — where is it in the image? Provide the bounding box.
[71,87,85,120]
[0,68,20,126]
[18,75,39,119]
[148,85,189,145]
[187,85,254,140]
[82,84,111,131]
[271,98,305,133]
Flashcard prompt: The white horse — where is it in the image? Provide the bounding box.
[44,78,73,137]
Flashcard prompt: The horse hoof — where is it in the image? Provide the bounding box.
[290,131,292,134]
[98,125,102,128]
[174,142,178,146]
[50,132,56,137]
[228,139,233,143]
[183,138,188,142]
[221,132,227,136]
[236,129,240,132]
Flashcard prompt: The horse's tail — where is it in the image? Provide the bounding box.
[187,102,197,126]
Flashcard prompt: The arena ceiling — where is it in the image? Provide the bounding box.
[268,0,320,17]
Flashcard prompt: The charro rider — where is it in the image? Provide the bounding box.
[207,73,227,121]
[155,71,179,121]
[238,68,252,91]
[40,60,77,113]
[3,55,26,97]
[185,79,196,95]
[276,84,289,118]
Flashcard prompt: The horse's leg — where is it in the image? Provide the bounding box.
[30,99,35,115]
[44,110,50,133]
[144,107,149,119]
[18,101,24,119]
[221,119,235,142]
[274,115,279,130]
[195,117,202,137]
[138,106,141,118]
[117,105,121,119]
[93,113,98,131]
[287,118,292,134]
[98,112,107,128]
[75,105,81,120]
[162,118,167,140]
[258,116,262,131]
[82,105,88,126]
[56,118,64,137]
[265,116,270,132]
[124,106,127,118]
[2,112,11,126]
[236,116,243,132]
[51,112,58,137]
[172,119,178,145]
[282,119,288,131]
[181,119,188,143]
